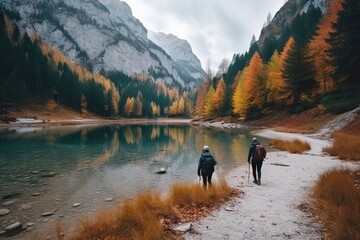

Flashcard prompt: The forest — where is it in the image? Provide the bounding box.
[0,10,194,118]
[195,0,359,120]
[0,0,359,120]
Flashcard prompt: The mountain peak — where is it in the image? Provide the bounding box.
[148,30,205,84]
[0,0,205,87]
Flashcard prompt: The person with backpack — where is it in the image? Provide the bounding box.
[197,145,217,188]
[248,137,266,185]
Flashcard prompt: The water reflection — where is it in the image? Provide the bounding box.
[0,124,269,237]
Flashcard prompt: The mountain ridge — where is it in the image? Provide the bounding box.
[0,0,205,88]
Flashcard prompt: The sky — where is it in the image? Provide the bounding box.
[124,0,286,72]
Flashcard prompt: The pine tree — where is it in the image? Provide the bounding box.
[327,0,360,85]
[282,40,316,106]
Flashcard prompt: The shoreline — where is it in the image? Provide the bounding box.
[184,128,359,239]
[0,118,193,129]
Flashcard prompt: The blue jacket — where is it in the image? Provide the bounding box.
[197,151,217,175]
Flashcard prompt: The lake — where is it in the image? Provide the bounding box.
[0,123,267,238]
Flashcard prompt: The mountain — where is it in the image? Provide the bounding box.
[257,0,329,51]
[148,31,206,87]
[0,0,205,88]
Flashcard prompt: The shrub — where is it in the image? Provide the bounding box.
[324,132,360,161]
[312,168,360,240]
[270,138,311,153]
[70,180,235,240]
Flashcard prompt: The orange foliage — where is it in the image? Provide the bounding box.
[245,52,264,107]
[307,0,343,93]
[36,41,120,114]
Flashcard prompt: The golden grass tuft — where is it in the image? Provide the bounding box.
[323,132,360,161]
[70,180,236,240]
[312,168,360,240]
[270,138,311,153]
[167,179,231,208]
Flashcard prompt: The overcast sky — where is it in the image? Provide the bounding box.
[124,0,286,72]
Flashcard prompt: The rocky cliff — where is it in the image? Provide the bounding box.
[0,0,205,87]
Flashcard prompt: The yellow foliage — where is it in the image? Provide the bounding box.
[124,97,135,117]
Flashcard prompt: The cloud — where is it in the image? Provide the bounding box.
[124,0,285,72]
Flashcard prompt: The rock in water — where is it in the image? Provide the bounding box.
[0,208,11,216]
[4,222,23,236]
[156,167,166,174]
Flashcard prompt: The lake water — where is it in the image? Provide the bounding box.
[0,123,267,238]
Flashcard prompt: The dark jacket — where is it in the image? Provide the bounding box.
[248,142,260,162]
[197,151,217,175]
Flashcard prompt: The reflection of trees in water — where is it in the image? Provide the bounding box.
[230,134,249,163]
[150,126,160,140]
[135,126,143,144]
[125,126,135,144]
[76,131,119,170]
[164,126,185,145]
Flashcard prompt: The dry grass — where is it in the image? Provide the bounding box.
[312,168,360,240]
[270,138,311,154]
[168,179,231,208]
[324,132,360,161]
[70,180,238,240]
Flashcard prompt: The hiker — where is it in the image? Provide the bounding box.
[197,145,217,188]
[248,137,266,185]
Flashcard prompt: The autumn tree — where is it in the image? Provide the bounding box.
[307,0,342,93]
[177,96,185,115]
[232,51,265,119]
[203,85,215,117]
[232,70,247,118]
[265,51,289,106]
[124,97,135,117]
[150,101,160,117]
[244,52,265,111]
[213,77,226,116]
[195,80,210,117]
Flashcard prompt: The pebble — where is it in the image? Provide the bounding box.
[20,204,32,210]
[104,197,113,202]
[73,203,81,207]
[26,222,35,227]
[31,192,41,196]
[2,200,16,207]
[41,211,55,217]
[0,208,11,216]
[32,170,40,174]
[172,223,192,232]
[4,222,23,236]
[42,172,56,177]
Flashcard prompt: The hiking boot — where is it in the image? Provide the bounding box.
[253,180,257,184]
[258,179,261,185]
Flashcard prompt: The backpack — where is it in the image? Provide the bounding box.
[202,156,215,171]
[254,144,266,160]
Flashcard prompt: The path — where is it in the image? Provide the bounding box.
[184,110,360,240]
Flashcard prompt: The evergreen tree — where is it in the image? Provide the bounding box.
[327,0,360,85]
[282,40,316,106]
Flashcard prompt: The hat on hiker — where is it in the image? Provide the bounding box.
[252,137,258,143]
[203,145,209,151]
